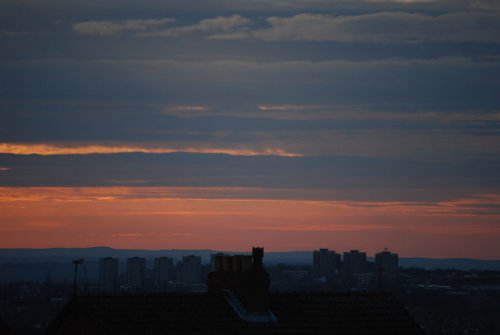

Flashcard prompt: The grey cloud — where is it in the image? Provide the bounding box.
[150,15,251,37]
[2,107,500,159]
[0,31,26,37]
[161,102,500,123]
[2,0,498,12]
[209,11,500,43]
[0,153,499,202]
[256,105,500,122]
[2,56,500,112]
[78,11,490,44]
[73,18,175,35]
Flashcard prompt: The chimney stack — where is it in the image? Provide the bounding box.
[207,247,270,313]
[252,247,264,269]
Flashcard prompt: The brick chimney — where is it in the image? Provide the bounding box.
[207,247,270,313]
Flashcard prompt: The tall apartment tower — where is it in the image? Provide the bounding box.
[313,249,339,281]
[154,257,174,291]
[375,249,399,288]
[99,257,118,292]
[127,257,146,291]
[211,253,226,271]
[179,255,202,284]
[343,250,369,287]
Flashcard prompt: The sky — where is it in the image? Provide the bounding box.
[1,0,500,258]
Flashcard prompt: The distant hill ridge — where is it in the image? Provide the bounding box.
[1,247,500,271]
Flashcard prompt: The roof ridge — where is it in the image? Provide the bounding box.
[223,290,278,324]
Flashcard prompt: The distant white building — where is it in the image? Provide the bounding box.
[284,270,309,283]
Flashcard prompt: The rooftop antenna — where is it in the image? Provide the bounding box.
[72,258,84,297]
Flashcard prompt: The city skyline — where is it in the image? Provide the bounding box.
[1,0,500,259]
[95,247,399,291]
[2,246,498,334]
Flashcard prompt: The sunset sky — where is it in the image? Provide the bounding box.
[1,0,500,258]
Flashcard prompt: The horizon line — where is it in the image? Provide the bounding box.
[1,246,500,261]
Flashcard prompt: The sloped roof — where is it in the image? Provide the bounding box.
[0,317,10,335]
[269,292,424,334]
[46,292,425,335]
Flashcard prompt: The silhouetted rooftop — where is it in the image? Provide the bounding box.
[45,292,425,335]
[0,317,10,335]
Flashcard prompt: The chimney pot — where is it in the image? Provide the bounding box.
[252,247,264,269]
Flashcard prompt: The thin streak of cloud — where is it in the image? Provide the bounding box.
[234,223,396,232]
[235,223,500,234]
[161,104,210,117]
[169,105,209,112]
[1,187,499,216]
[0,143,301,157]
[8,56,497,71]
[256,104,484,121]
[110,233,144,238]
[73,18,175,35]
[170,233,192,237]
[149,15,252,37]
[118,210,255,216]
[0,31,26,37]
[3,0,499,11]
[160,102,500,123]
[258,104,330,111]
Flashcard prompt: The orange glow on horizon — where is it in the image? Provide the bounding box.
[0,187,499,258]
